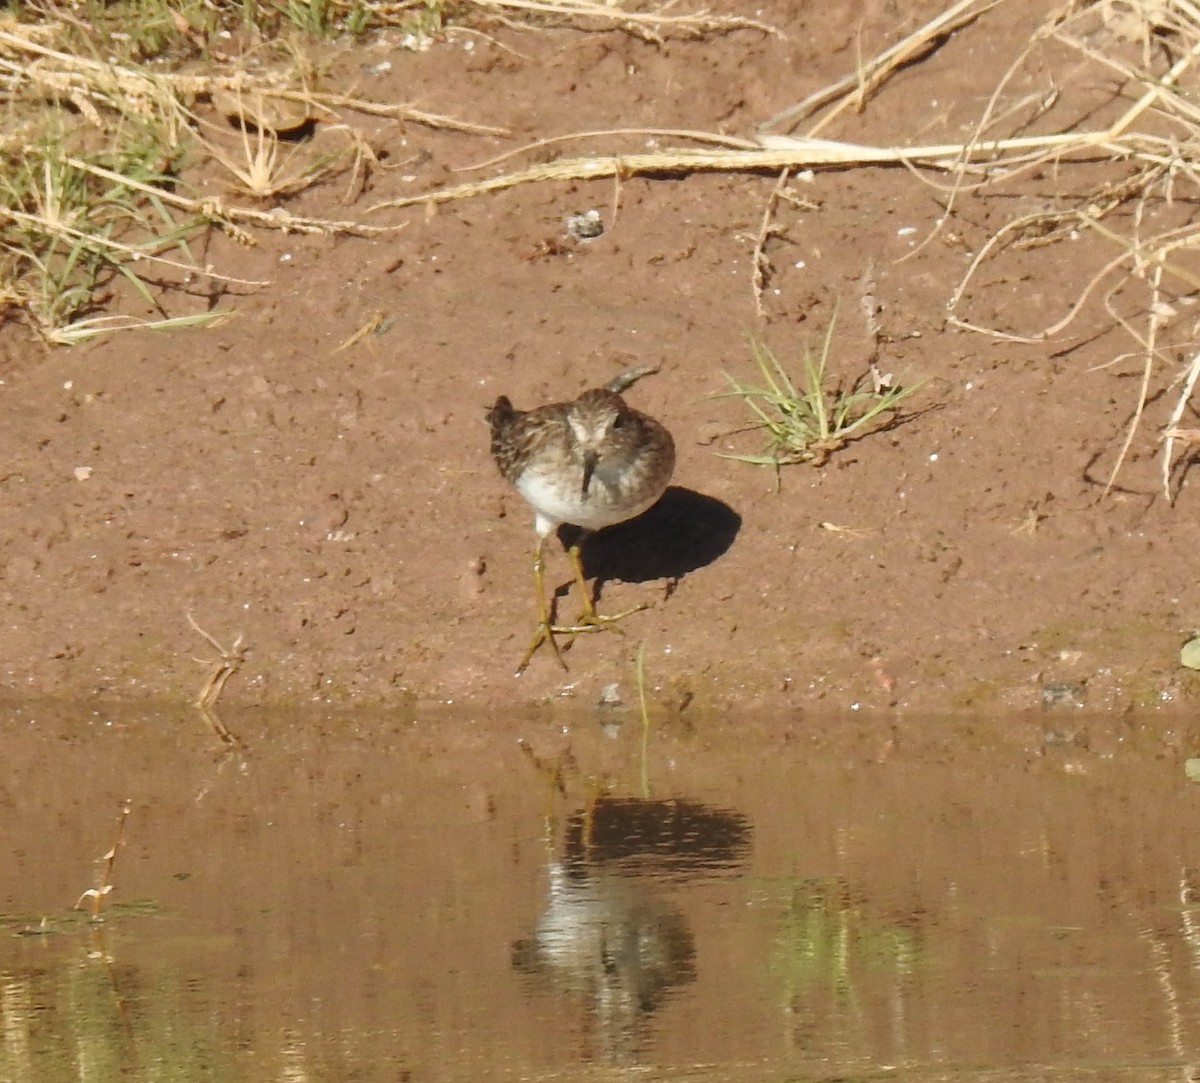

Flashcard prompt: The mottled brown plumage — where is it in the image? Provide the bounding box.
[486,376,675,674]
[488,387,674,538]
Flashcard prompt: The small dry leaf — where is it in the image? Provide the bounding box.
[212,89,315,136]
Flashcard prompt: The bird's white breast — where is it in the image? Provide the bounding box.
[517,471,662,536]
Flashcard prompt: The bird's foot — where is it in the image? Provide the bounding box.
[562,544,648,635]
[513,601,647,673]
[572,599,649,630]
[514,619,606,677]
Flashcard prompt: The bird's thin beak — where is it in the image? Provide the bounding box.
[581,449,598,499]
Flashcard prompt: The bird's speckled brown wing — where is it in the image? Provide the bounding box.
[486,396,572,484]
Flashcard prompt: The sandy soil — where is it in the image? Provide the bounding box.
[2,0,1199,717]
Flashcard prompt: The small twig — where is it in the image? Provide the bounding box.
[819,520,874,538]
[858,262,883,370]
[1105,261,1163,498]
[74,800,132,922]
[1163,356,1200,502]
[751,168,790,318]
[1011,505,1046,537]
[453,127,759,174]
[334,310,389,353]
[609,168,624,234]
[187,612,247,710]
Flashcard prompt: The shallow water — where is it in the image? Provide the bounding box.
[3,702,1200,1082]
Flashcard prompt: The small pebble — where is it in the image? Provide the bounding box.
[564,209,604,242]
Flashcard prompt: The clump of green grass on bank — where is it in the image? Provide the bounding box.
[0,0,467,342]
[0,127,218,342]
[716,315,921,468]
[0,15,296,341]
[0,0,761,344]
[18,0,458,61]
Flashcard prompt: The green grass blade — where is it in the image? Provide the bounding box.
[717,311,919,470]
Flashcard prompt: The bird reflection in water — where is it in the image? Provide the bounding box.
[512,796,751,1064]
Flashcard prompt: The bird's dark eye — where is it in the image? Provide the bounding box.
[612,414,626,429]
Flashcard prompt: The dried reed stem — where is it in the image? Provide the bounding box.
[74,800,132,922]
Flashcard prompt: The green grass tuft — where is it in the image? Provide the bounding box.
[716,313,921,467]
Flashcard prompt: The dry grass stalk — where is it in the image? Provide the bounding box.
[0,26,504,137]
[947,37,1200,336]
[368,128,1144,213]
[1162,355,1200,502]
[75,800,132,922]
[4,200,261,285]
[458,0,775,39]
[0,27,189,132]
[188,612,247,711]
[68,155,403,237]
[0,16,427,339]
[1104,261,1165,498]
[752,0,1200,498]
[758,0,1000,136]
[299,89,509,135]
[335,310,390,352]
[948,215,1137,344]
[936,1,1200,496]
[456,127,760,174]
[750,168,790,319]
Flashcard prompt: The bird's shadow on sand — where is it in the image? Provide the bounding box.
[557,486,741,587]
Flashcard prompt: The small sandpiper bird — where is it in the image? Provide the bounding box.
[486,367,675,674]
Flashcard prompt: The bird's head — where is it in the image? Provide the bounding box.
[567,390,632,496]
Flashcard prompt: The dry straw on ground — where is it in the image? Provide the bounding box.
[447,0,774,38]
[7,0,1200,498]
[367,0,1200,500]
[0,1,769,342]
[0,14,490,342]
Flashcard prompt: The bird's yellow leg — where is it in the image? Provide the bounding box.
[515,538,604,676]
[567,543,647,628]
